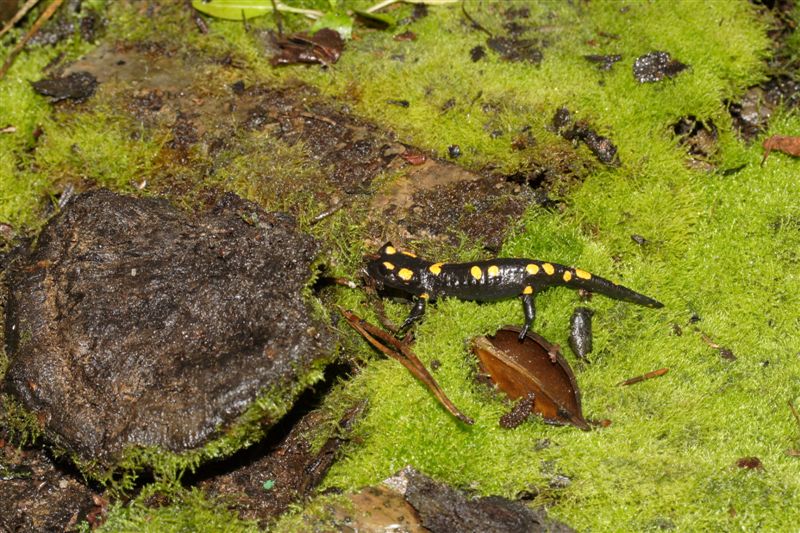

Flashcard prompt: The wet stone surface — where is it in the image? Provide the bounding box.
[3,189,333,470]
[390,467,574,533]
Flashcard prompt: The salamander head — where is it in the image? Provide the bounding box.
[365,242,419,291]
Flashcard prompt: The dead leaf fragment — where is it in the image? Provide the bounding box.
[472,326,589,430]
[271,28,344,67]
[762,135,800,165]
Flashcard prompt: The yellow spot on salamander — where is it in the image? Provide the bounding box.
[563,271,573,282]
[575,268,592,280]
[542,263,555,275]
[420,292,429,299]
[398,268,414,281]
[383,262,395,270]
[523,286,533,295]
[470,266,482,280]
[429,262,444,275]
[384,245,396,255]
[401,251,417,258]
[526,263,539,275]
[487,265,500,277]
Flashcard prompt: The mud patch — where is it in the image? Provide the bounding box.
[370,159,530,251]
[0,442,97,532]
[198,400,365,528]
[3,190,333,471]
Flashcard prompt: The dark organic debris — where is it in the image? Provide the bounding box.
[617,368,669,387]
[499,392,535,429]
[199,401,366,527]
[583,54,622,71]
[735,457,764,470]
[470,45,486,62]
[31,71,98,103]
[448,144,461,158]
[568,307,593,361]
[472,327,590,430]
[387,99,410,108]
[633,51,687,83]
[761,135,800,165]
[271,28,344,67]
[699,332,737,361]
[340,309,474,425]
[552,107,620,165]
[487,36,543,64]
[394,30,416,41]
[673,116,718,169]
[391,467,575,533]
[3,190,332,471]
[0,443,98,532]
[631,234,647,246]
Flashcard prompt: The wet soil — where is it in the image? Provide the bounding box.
[3,189,332,470]
[0,441,98,532]
[197,400,365,528]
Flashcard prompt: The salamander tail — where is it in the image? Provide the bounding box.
[559,265,663,308]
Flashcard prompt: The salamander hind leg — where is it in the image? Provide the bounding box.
[519,293,536,341]
[398,297,427,337]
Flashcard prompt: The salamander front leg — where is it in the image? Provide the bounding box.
[519,293,536,341]
[398,297,427,337]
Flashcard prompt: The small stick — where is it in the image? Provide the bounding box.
[0,0,65,81]
[617,367,668,386]
[789,400,800,431]
[340,308,474,424]
[0,0,40,39]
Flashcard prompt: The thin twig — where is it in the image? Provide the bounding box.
[0,0,65,81]
[0,0,40,39]
[789,400,800,431]
[340,308,474,424]
[617,367,669,387]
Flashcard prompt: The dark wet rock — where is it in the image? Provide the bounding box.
[584,54,622,71]
[0,443,98,532]
[487,36,543,64]
[3,189,333,471]
[729,76,800,140]
[390,467,574,533]
[633,51,688,83]
[31,71,98,103]
[198,401,365,527]
[552,107,620,165]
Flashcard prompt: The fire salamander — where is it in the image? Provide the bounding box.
[366,242,663,340]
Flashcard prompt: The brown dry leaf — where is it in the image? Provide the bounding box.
[472,326,589,430]
[762,135,800,166]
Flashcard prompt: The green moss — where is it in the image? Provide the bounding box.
[0,393,44,447]
[93,488,259,533]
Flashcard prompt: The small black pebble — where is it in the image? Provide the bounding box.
[448,144,461,158]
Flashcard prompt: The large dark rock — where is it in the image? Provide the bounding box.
[3,190,332,470]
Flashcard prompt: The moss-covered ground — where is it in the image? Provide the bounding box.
[3,0,800,530]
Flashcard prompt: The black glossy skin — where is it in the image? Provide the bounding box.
[366,242,663,339]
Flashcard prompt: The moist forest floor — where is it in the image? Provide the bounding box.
[2,1,800,531]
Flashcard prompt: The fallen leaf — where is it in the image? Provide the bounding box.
[271,28,345,67]
[762,135,800,165]
[471,327,589,430]
[617,367,668,386]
